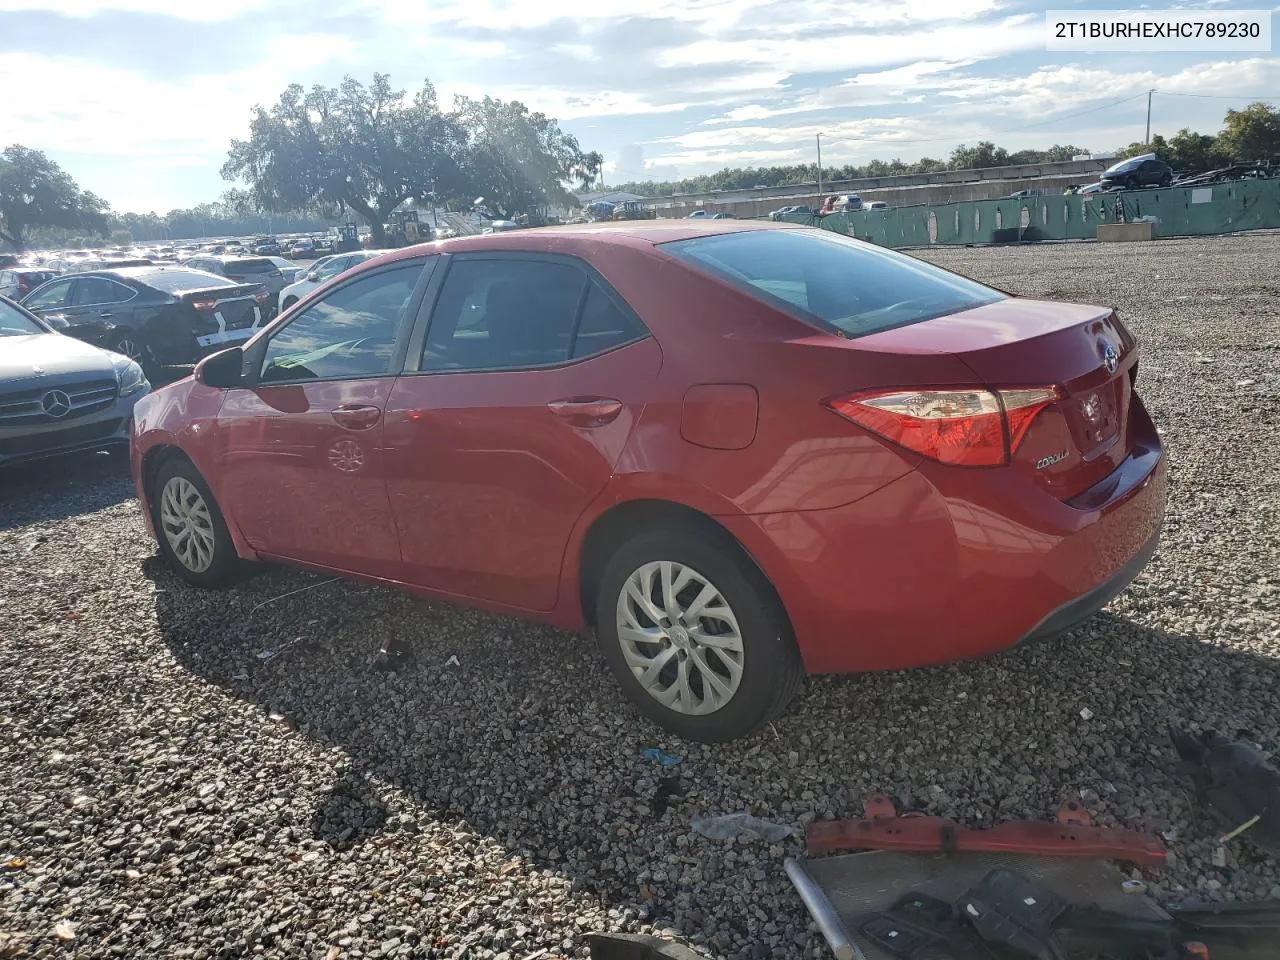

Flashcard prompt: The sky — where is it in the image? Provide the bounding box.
[2,0,1278,213]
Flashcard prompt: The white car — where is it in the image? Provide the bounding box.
[276,250,391,311]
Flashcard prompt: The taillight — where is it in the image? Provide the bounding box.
[253,289,270,304]
[191,298,218,312]
[825,386,1060,467]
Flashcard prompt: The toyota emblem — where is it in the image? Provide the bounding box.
[41,389,72,419]
[1102,343,1119,375]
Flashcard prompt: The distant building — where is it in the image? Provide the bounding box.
[576,190,645,206]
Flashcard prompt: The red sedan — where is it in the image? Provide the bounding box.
[131,222,1165,742]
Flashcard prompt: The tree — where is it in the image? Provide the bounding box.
[0,145,109,250]
[1164,128,1227,171]
[1216,101,1280,163]
[451,94,601,218]
[1119,133,1169,160]
[224,74,467,245]
[949,141,1010,169]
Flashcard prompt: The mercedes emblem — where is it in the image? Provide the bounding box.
[41,389,72,419]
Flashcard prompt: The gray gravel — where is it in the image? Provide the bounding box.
[2,234,1279,959]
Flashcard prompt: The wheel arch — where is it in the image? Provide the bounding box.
[575,498,793,641]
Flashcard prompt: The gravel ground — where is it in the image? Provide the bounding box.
[2,234,1278,959]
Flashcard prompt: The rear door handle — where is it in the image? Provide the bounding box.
[332,404,382,430]
[98,311,112,319]
[547,397,623,427]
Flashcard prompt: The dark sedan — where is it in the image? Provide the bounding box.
[0,296,149,467]
[1100,153,1174,190]
[181,255,285,311]
[21,267,271,369]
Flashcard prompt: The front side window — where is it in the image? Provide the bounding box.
[23,279,73,310]
[315,256,352,281]
[260,263,424,383]
[663,228,1004,338]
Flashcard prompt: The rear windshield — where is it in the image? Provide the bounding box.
[225,259,277,273]
[136,268,236,295]
[663,228,1004,337]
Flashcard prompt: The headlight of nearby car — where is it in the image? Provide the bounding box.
[113,356,149,396]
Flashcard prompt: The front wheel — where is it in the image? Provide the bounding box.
[280,296,298,311]
[152,457,244,588]
[595,528,802,743]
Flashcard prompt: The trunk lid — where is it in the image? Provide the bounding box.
[857,297,1138,500]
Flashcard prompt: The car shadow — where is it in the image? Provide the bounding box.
[147,560,1280,942]
[0,449,135,532]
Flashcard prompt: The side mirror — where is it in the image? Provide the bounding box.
[195,346,245,388]
[305,271,319,282]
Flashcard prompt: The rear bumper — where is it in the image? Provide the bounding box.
[720,398,1166,674]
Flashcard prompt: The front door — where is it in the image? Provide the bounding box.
[214,259,432,577]
[384,254,659,611]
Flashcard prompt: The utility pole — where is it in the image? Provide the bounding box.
[1145,89,1154,145]
[816,133,824,196]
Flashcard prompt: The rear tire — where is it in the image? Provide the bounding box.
[108,331,153,370]
[151,457,244,588]
[281,296,298,311]
[594,527,802,743]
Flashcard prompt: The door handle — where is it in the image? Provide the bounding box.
[331,404,382,430]
[98,311,112,319]
[547,397,623,427]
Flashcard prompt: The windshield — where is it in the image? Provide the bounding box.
[663,228,1005,337]
[0,299,47,336]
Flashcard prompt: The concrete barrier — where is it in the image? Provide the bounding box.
[1097,222,1155,242]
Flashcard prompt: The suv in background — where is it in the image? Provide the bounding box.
[250,237,281,256]
[1,268,60,301]
[1100,154,1174,190]
[182,255,285,313]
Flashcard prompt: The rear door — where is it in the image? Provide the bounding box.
[383,253,659,611]
[63,277,139,344]
[214,258,434,576]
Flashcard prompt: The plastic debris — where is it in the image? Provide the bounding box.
[444,655,460,667]
[1121,879,1147,895]
[1171,728,1280,856]
[52,921,77,941]
[1212,844,1228,868]
[1079,707,1094,721]
[641,747,682,767]
[691,812,794,842]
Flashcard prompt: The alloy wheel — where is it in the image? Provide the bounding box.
[159,476,216,573]
[615,560,745,716]
[112,338,144,363]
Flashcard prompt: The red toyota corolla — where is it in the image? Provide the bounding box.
[131,221,1165,742]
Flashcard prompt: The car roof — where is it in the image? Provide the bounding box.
[373,219,803,266]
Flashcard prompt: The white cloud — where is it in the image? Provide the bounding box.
[0,0,259,19]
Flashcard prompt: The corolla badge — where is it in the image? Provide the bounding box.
[1102,343,1119,375]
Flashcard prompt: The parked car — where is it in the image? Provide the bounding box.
[0,268,59,301]
[276,250,390,311]
[180,255,285,312]
[312,237,335,254]
[251,237,282,256]
[710,212,736,219]
[21,267,271,368]
[0,295,149,467]
[830,194,863,212]
[289,239,316,259]
[862,201,889,211]
[768,205,815,220]
[131,221,1165,742]
[1100,153,1174,190]
[263,257,304,285]
[685,210,714,219]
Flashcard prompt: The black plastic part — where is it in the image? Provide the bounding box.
[957,869,1069,960]
[860,893,996,960]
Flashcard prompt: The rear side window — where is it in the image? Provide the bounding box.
[663,229,1003,337]
[73,277,133,306]
[421,258,647,371]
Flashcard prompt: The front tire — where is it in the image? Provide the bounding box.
[108,331,153,370]
[152,457,243,588]
[281,296,298,311]
[594,527,802,743]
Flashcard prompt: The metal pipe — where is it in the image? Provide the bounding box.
[783,857,863,960]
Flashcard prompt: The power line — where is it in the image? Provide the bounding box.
[821,91,1149,146]
[1157,91,1278,101]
